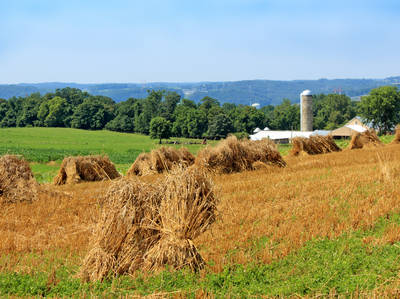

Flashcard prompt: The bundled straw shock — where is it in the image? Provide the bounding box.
[53,155,120,185]
[290,135,341,156]
[390,125,400,145]
[142,167,216,272]
[0,155,38,204]
[127,147,195,176]
[195,136,286,173]
[79,166,217,282]
[348,129,382,150]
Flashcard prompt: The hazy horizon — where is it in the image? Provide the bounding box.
[3,75,400,86]
[1,0,399,84]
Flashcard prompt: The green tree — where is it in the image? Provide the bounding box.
[44,96,70,127]
[172,105,191,137]
[312,94,355,130]
[149,116,171,144]
[358,86,400,133]
[0,99,9,124]
[0,109,16,127]
[54,87,89,107]
[181,98,197,109]
[161,91,181,122]
[71,96,115,130]
[16,93,42,127]
[259,105,274,128]
[231,105,265,133]
[207,113,234,139]
[37,101,50,126]
[106,98,137,132]
[186,109,207,138]
[270,99,300,130]
[3,97,24,127]
[134,90,163,134]
[199,96,220,112]
[171,99,203,137]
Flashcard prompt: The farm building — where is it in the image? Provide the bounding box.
[250,89,370,143]
[249,129,331,143]
[331,117,370,138]
[250,117,370,142]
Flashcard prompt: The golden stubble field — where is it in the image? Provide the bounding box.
[1,144,400,281]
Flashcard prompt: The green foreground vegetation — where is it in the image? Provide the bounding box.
[2,213,400,297]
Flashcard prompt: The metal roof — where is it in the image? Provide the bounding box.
[250,130,314,141]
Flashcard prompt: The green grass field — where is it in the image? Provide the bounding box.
[0,127,214,182]
[0,127,211,164]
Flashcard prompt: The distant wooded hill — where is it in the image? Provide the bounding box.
[1,77,399,106]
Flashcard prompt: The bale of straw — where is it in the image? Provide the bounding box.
[126,153,152,176]
[390,125,400,145]
[195,136,286,173]
[79,177,161,281]
[290,135,341,156]
[0,155,38,204]
[53,155,120,185]
[348,129,382,150]
[126,147,195,177]
[79,167,217,281]
[142,167,216,272]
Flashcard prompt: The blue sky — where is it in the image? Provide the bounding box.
[0,0,399,83]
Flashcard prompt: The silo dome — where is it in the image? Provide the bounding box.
[300,89,312,96]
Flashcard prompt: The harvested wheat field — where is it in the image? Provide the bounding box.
[0,155,38,204]
[127,147,195,176]
[3,143,400,296]
[195,135,286,173]
[348,129,383,149]
[290,135,341,156]
[53,155,120,185]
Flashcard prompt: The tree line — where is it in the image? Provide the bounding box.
[0,86,398,140]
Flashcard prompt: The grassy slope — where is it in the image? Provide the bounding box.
[0,127,209,164]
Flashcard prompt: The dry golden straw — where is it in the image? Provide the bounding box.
[127,147,195,176]
[0,155,38,204]
[79,166,217,282]
[390,125,400,145]
[195,136,286,173]
[348,129,382,150]
[53,155,120,185]
[290,135,341,156]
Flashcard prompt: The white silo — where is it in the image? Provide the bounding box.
[300,90,313,132]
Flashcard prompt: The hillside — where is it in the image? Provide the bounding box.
[1,76,399,105]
